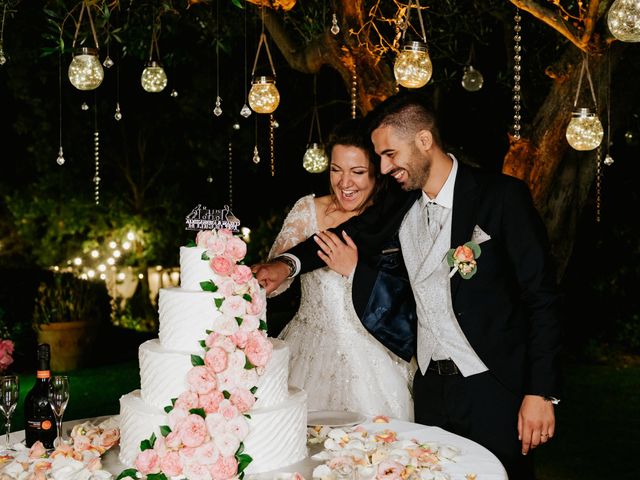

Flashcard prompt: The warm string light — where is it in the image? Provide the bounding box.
[141,16,167,93]
[393,0,432,89]
[248,8,280,114]
[68,2,103,91]
[304,76,329,174]
[270,114,275,177]
[351,65,358,119]
[607,0,640,42]
[513,9,523,140]
[565,56,603,151]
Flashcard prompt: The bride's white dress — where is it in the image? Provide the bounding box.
[269,194,416,421]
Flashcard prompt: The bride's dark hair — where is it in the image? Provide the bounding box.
[325,119,387,214]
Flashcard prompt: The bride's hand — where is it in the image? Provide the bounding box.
[314,230,358,277]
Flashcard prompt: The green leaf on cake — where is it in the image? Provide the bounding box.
[199,339,207,348]
[147,474,169,480]
[116,469,139,480]
[243,414,252,419]
[236,316,243,326]
[215,297,224,309]
[140,432,156,451]
[164,405,173,413]
[160,425,172,437]
[223,390,231,399]
[259,320,268,331]
[191,354,205,366]
[250,386,258,394]
[189,408,206,418]
[244,357,255,369]
[201,251,210,261]
[186,240,196,247]
[171,397,177,405]
[236,442,245,455]
[242,293,252,302]
[200,280,218,292]
[237,453,253,474]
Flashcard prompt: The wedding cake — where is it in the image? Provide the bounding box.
[118,229,307,478]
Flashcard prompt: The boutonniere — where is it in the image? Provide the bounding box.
[446,242,481,279]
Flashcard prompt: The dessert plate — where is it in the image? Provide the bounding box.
[307,410,367,427]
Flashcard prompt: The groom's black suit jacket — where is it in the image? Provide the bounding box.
[288,162,562,398]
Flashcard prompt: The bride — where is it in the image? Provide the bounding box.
[267,120,415,421]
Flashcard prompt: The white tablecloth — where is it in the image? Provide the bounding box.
[9,416,507,480]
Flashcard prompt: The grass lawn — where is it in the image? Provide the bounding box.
[4,359,639,479]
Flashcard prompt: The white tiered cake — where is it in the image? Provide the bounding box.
[118,234,307,477]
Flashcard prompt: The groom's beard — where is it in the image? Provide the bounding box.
[401,146,431,191]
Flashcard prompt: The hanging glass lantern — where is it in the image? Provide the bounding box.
[461,65,484,92]
[248,76,280,114]
[394,41,432,89]
[566,108,604,151]
[68,47,104,91]
[303,143,329,173]
[141,61,168,93]
[607,0,640,42]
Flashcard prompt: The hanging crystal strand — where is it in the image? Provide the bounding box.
[115,58,123,121]
[228,142,233,209]
[604,52,614,167]
[331,13,340,35]
[351,65,358,119]
[93,94,100,205]
[0,4,8,65]
[240,3,251,118]
[213,0,223,117]
[270,114,275,176]
[512,9,523,140]
[253,115,260,164]
[56,52,65,165]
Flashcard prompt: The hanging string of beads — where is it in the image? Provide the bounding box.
[351,65,358,119]
[513,9,522,140]
[270,114,275,176]
[94,94,100,205]
[228,142,233,209]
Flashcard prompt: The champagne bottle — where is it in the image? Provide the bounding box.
[24,343,57,448]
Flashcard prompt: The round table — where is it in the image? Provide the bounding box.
[8,415,507,480]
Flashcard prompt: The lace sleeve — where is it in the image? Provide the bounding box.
[267,194,316,296]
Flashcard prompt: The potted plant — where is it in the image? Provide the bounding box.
[33,272,110,372]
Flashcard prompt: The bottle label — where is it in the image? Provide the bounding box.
[36,370,51,379]
[27,419,53,430]
[42,420,53,430]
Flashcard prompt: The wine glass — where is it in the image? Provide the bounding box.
[0,375,19,453]
[48,375,69,447]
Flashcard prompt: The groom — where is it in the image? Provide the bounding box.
[254,93,562,479]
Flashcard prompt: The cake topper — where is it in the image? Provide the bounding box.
[185,204,240,232]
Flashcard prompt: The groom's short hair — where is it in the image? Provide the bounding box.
[366,92,442,148]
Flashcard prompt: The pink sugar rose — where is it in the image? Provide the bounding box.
[199,390,225,414]
[210,255,234,277]
[98,428,120,449]
[193,441,220,466]
[205,347,228,373]
[226,415,250,441]
[135,449,161,475]
[225,237,248,262]
[0,339,14,372]
[161,450,184,476]
[167,407,189,430]
[174,390,200,411]
[208,237,228,257]
[218,278,239,297]
[246,293,265,316]
[211,314,240,336]
[221,295,246,317]
[217,399,239,420]
[230,388,255,413]
[230,330,249,348]
[247,277,261,294]
[183,462,213,480]
[205,332,236,353]
[205,412,226,438]
[179,414,208,448]
[196,230,213,248]
[245,331,273,367]
[239,315,260,333]
[377,461,405,480]
[454,245,475,262]
[213,432,240,457]
[218,229,233,239]
[210,455,239,480]
[165,430,183,449]
[227,350,247,372]
[187,366,217,395]
[231,264,253,284]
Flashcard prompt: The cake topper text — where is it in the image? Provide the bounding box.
[185,204,240,232]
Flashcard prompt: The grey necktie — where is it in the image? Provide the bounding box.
[426,202,442,239]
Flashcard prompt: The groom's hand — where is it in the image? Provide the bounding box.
[518,394,556,455]
[251,261,290,295]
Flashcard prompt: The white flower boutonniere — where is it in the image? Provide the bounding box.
[446,241,481,279]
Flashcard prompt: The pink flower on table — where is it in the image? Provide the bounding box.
[246,294,265,316]
[86,456,103,472]
[135,449,161,474]
[98,427,120,449]
[211,314,240,336]
[178,414,208,448]
[213,432,240,458]
[226,415,250,441]
[377,461,405,480]
[210,256,234,277]
[0,339,14,372]
[205,332,236,353]
[210,455,239,480]
[375,430,398,443]
[217,399,239,420]
[161,450,184,476]
[199,390,225,414]
[205,347,228,373]
[187,366,217,395]
[231,265,253,286]
[229,330,249,348]
[221,295,246,317]
[245,331,273,367]
[230,388,255,413]
[225,237,248,262]
[29,441,47,459]
[239,315,260,333]
[175,391,200,411]
[453,245,475,263]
